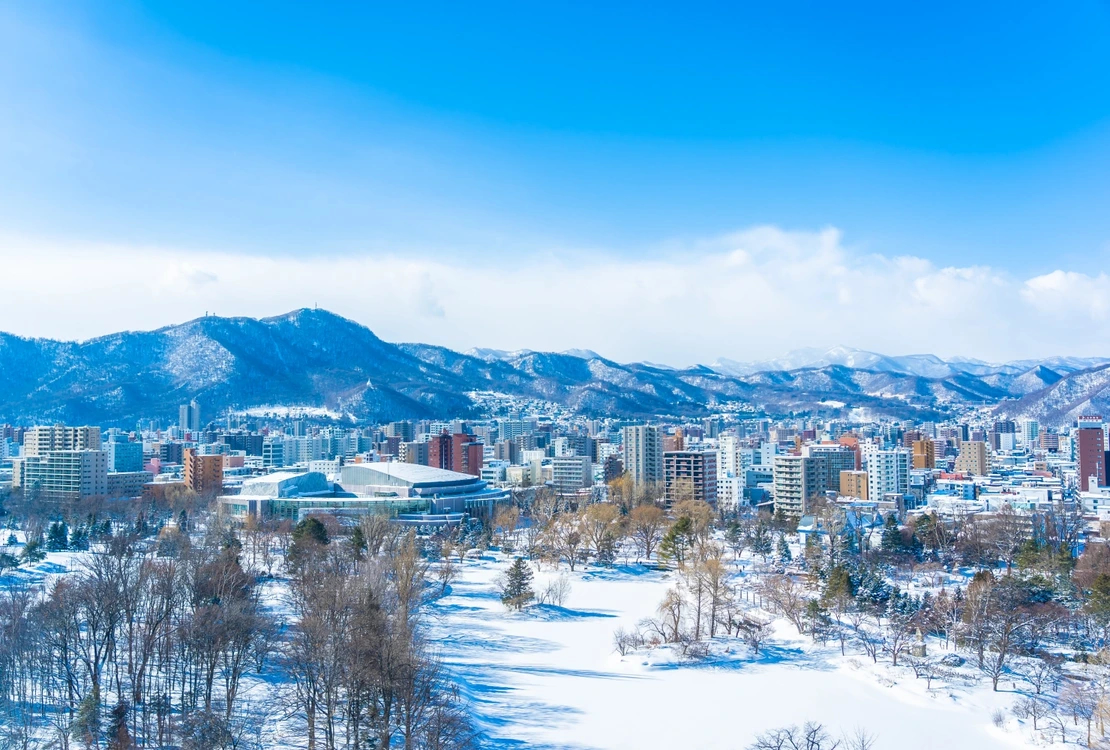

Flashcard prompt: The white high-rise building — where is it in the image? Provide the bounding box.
[23,425,101,456]
[553,437,575,457]
[12,449,108,503]
[1020,419,1040,447]
[597,442,620,464]
[552,455,593,492]
[716,435,752,510]
[772,454,819,517]
[862,446,911,500]
[757,442,778,467]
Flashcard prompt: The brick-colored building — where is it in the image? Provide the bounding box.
[840,469,869,500]
[912,439,935,470]
[184,448,224,496]
[425,431,484,477]
[1077,416,1106,492]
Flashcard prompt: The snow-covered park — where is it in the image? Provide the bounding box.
[0,527,1085,749]
[431,553,1040,750]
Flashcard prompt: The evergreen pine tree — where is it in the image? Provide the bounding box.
[72,687,101,749]
[106,700,134,750]
[134,512,149,537]
[288,517,329,568]
[855,564,893,609]
[914,512,937,552]
[293,517,329,546]
[659,516,693,567]
[21,536,45,564]
[776,534,792,567]
[823,565,855,604]
[69,525,90,551]
[500,557,535,611]
[349,525,367,561]
[803,533,821,567]
[595,533,617,567]
[725,521,743,553]
[1086,574,1110,632]
[46,521,69,551]
[749,519,774,560]
[805,598,831,640]
[880,514,902,552]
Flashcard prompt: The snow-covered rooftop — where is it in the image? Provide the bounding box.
[341,462,478,487]
[239,471,332,498]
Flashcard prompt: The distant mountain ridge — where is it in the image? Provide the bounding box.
[710,345,1110,379]
[0,310,1101,426]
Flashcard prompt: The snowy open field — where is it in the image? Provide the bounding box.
[430,553,1036,750]
[0,538,1057,749]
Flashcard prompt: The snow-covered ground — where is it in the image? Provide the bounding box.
[235,405,351,420]
[0,539,1053,749]
[430,554,1036,750]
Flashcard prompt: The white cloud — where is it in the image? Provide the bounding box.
[0,227,1106,365]
[1021,270,1110,320]
[159,262,219,290]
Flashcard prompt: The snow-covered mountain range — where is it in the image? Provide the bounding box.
[0,311,1104,426]
[710,345,1110,379]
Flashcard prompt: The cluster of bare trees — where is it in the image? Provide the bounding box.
[741,499,1110,747]
[508,487,718,573]
[595,481,1110,746]
[746,722,876,750]
[894,501,1085,574]
[1,528,273,749]
[0,503,479,750]
[614,522,773,659]
[283,527,476,750]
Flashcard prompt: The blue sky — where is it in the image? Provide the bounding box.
[2,1,1110,362]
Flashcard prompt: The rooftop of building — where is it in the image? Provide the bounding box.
[340,462,481,488]
[239,470,333,498]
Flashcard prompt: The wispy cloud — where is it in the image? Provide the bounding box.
[159,262,219,291]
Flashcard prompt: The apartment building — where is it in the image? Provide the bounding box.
[954,440,990,477]
[912,439,935,470]
[1076,416,1106,492]
[840,469,869,500]
[664,450,717,506]
[184,448,224,496]
[22,425,101,456]
[773,454,820,517]
[804,444,857,491]
[552,454,593,493]
[425,432,484,477]
[622,425,664,484]
[13,449,108,503]
[862,447,911,500]
[107,470,154,499]
[106,436,144,473]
